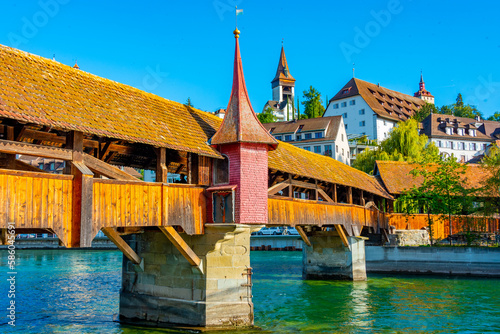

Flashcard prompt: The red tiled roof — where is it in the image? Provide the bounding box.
[210,30,277,148]
[0,44,222,158]
[375,160,496,196]
[330,78,425,122]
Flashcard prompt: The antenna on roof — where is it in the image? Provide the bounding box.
[352,63,355,78]
[52,54,56,61]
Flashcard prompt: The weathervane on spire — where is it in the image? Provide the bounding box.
[235,6,243,29]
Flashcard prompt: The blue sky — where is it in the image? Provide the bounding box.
[1,0,499,117]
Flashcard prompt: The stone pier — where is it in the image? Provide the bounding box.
[303,231,367,281]
[119,224,257,329]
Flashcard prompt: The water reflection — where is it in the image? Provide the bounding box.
[347,281,373,330]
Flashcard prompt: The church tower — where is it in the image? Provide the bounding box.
[271,45,295,103]
[414,72,434,104]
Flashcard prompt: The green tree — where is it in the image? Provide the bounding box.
[185,97,193,107]
[413,103,438,122]
[257,107,277,123]
[401,157,481,245]
[487,112,500,122]
[480,144,500,216]
[437,93,483,119]
[301,86,325,119]
[352,119,439,174]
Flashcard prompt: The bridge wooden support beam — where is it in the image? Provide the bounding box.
[159,226,203,273]
[295,226,311,247]
[102,227,144,271]
[119,225,255,329]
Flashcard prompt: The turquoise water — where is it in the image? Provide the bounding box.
[0,250,499,333]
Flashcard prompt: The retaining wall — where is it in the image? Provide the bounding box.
[366,246,500,277]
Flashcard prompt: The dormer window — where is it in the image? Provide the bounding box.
[470,129,476,137]
[270,127,275,134]
[445,127,453,135]
[297,125,304,133]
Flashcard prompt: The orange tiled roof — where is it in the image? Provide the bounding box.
[330,78,425,122]
[0,44,222,158]
[375,160,496,196]
[269,142,392,198]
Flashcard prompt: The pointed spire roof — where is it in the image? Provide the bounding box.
[271,45,295,84]
[210,29,278,148]
[414,71,434,98]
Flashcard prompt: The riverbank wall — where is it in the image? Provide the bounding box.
[365,246,500,277]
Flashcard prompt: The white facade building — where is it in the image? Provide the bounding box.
[262,116,350,165]
[323,78,427,142]
[421,114,496,162]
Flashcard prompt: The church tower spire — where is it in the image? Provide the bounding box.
[414,71,434,104]
[270,44,296,121]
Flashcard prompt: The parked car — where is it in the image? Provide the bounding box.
[257,227,282,235]
[283,227,299,235]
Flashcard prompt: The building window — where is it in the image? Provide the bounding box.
[314,146,321,153]
[296,134,301,141]
[341,102,347,107]
[483,144,488,150]
[343,112,347,118]
[333,103,339,109]
[350,100,356,105]
[269,127,275,134]
[342,148,344,156]
[275,135,282,140]
[324,145,332,157]
[360,121,365,127]
[345,124,348,129]
[303,146,311,151]
[470,143,477,150]
[315,132,323,139]
[285,135,292,141]
[214,155,229,184]
[305,133,312,140]
[448,141,453,149]
[359,109,365,115]
[336,145,339,153]
[341,134,344,141]
[459,142,465,150]
[437,140,442,148]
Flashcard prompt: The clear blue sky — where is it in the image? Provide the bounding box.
[1,1,499,117]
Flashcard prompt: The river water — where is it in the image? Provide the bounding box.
[0,249,499,333]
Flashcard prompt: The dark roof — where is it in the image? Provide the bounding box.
[330,78,425,122]
[421,114,492,141]
[211,31,278,148]
[262,116,343,141]
[0,44,222,158]
[264,100,288,111]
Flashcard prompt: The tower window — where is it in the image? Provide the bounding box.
[214,155,229,185]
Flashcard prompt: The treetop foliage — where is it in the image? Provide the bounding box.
[301,86,324,119]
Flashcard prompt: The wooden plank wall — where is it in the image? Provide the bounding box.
[268,197,386,236]
[0,169,73,246]
[92,181,205,236]
[388,213,500,240]
[92,179,162,238]
[164,184,205,235]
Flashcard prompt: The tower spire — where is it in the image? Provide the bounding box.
[211,29,277,148]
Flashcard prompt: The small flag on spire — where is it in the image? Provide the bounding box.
[236,8,243,15]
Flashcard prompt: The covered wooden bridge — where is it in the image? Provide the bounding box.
[0,32,393,328]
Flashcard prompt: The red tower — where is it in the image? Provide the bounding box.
[414,72,435,104]
[210,29,278,225]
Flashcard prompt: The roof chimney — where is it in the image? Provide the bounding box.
[475,115,481,122]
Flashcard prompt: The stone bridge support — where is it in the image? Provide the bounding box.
[303,230,367,281]
[119,224,256,329]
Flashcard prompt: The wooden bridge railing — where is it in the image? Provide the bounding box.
[268,196,388,236]
[0,168,206,247]
[388,213,500,240]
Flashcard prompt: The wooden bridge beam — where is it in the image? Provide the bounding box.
[156,147,168,183]
[295,226,311,247]
[102,227,144,270]
[159,226,202,272]
[334,225,351,251]
[0,139,73,160]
